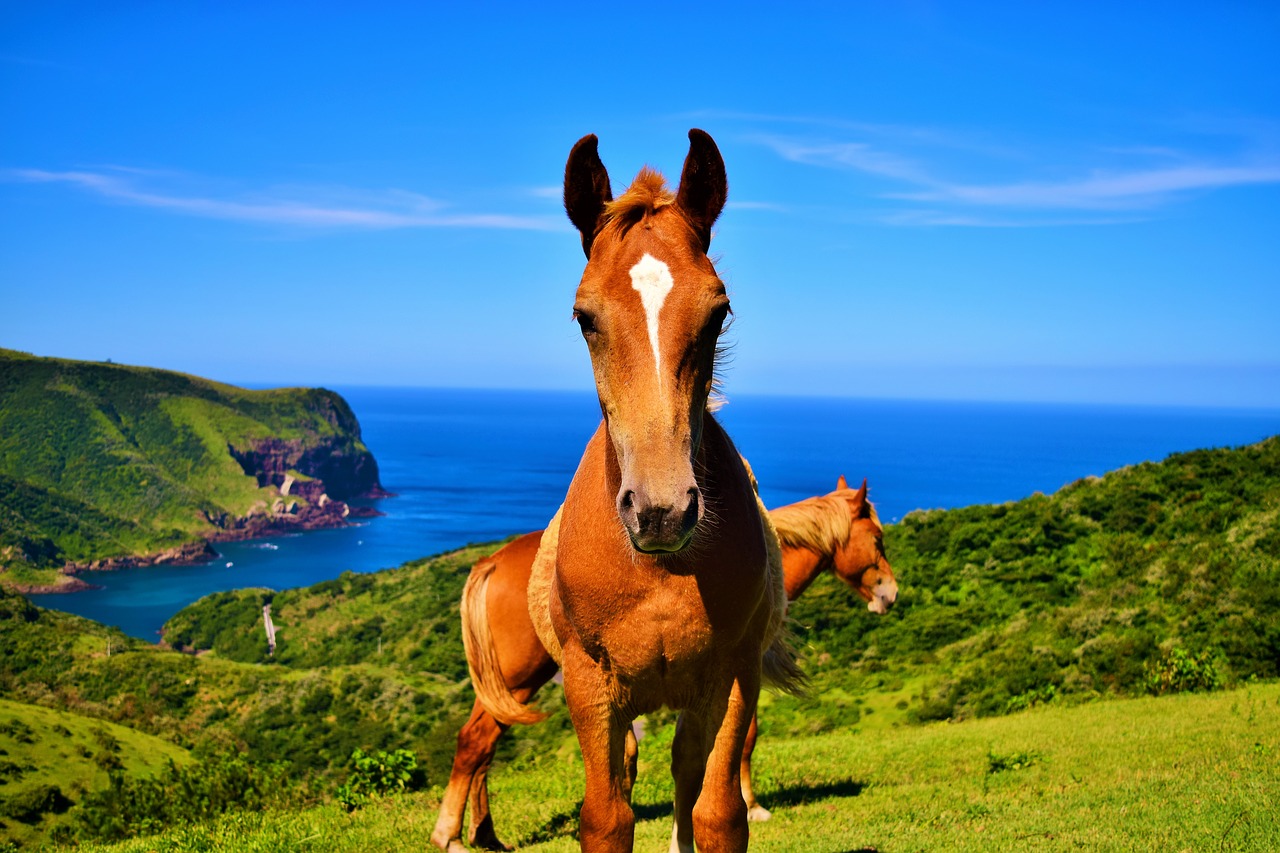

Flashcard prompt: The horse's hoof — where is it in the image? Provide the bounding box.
[469,830,513,852]
[747,804,773,822]
[428,834,467,853]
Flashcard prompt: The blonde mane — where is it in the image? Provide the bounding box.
[601,167,675,233]
[771,492,882,553]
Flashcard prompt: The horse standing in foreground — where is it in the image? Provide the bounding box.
[430,477,898,851]
[544,129,798,853]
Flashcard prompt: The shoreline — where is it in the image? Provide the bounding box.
[5,498,387,595]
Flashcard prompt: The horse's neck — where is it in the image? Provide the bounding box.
[780,544,829,601]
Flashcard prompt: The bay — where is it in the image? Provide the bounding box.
[28,388,1280,640]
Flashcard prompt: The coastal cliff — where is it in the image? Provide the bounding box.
[0,349,388,593]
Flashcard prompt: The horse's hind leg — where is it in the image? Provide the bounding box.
[467,766,512,852]
[431,700,508,853]
[669,710,709,853]
[739,713,771,821]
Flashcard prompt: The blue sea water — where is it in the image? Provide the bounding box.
[28,388,1280,640]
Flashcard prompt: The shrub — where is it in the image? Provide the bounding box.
[335,747,423,811]
[987,748,1040,773]
[1144,647,1224,695]
[73,752,295,842]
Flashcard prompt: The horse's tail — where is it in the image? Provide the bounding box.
[761,625,809,697]
[460,556,547,726]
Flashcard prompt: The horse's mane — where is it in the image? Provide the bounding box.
[771,492,882,553]
[602,167,675,233]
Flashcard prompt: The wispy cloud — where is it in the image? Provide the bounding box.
[5,168,563,230]
[751,135,931,184]
[740,117,1280,225]
[892,164,1280,209]
[878,210,1145,228]
[0,53,72,70]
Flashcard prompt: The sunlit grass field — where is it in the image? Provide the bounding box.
[76,681,1279,853]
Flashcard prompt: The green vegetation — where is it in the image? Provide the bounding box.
[2,434,1276,848]
[0,699,190,848]
[763,435,1280,738]
[0,545,502,848]
[73,753,298,844]
[335,748,424,811]
[0,349,380,591]
[73,683,1280,852]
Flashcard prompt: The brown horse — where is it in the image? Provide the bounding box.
[543,129,797,853]
[430,477,897,851]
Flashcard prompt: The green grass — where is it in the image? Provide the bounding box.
[71,682,1280,852]
[0,699,191,848]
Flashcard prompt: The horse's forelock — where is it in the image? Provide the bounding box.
[600,168,676,235]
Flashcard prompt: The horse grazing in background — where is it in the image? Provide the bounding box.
[538,129,799,853]
[430,477,898,851]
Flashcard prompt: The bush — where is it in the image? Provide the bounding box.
[1144,647,1224,695]
[335,748,423,811]
[0,784,73,823]
[73,752,296,842]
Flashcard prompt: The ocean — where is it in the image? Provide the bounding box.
[28,388,1280,640]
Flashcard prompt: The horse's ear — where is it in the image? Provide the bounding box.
[564,134,613,258]
[675,128,727,252]
[836,475,849,491]
[855,478,870,515]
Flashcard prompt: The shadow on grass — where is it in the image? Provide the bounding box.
[519,802,581,846]
[758,777,868,809]
[517,779,869,847]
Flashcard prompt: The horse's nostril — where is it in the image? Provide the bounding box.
[680,488,700,532]
[620,490,635,510]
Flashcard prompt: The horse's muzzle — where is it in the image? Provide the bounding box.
[867,576,898,614]
[618,486,701,553]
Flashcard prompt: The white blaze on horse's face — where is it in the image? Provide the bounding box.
[629,253,675,389]
[574,235,725,555]
[563,131,729,555]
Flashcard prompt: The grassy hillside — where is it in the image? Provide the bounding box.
[4,435,1276,847]
[0,699,191,849]
[0,547,496,849]
[0,349,383,592]
[167,436,1280,738]
[71,682,1280,852]
[760,434,1280,739]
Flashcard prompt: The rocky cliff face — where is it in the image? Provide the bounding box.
[228,435,388,501]
[0,351,396,593]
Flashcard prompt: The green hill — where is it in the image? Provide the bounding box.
[165,435,1280,737]
[0,544,499,848]
[2,435,1276,848]
[0,699,191,849]
[70,683,1280,852]
[0,349,385,592]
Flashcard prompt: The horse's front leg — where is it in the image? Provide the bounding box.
[669,666,759,853]
[562,644,635,853]
[739,713,771,821]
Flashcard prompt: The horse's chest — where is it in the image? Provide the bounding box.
[564,570,749,681]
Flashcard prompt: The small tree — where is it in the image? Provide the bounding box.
[335,748,422,810]
[1144,646,1223,695]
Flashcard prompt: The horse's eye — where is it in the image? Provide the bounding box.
[573,309,597,337]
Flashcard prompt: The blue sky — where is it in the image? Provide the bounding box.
[2,2,1278,406]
